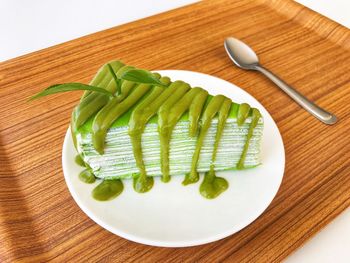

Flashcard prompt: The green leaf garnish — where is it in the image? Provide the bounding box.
[29,83,114,101]
[107,63,121,95]
[119,69,166,87]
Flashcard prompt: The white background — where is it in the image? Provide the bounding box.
[1,0,349,262]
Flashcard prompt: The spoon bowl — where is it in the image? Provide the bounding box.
[224,37,259,70]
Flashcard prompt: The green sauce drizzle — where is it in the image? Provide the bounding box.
[158,81,191,182]
[73,61,125,129]
[188,88,208,137]
[237,108,261,169]
[79,169,96,184]
[237,103,250,126]
[160,86,208,182]
[129,76,171,192]
[92,83,152,154]
[200,98,231,198]
[133,175,154,193]
[74,155,85,167]
[92,180,124,201]
[200,169,229,199]
[183,95,226,185]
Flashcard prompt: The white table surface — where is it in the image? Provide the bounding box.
[1,0,349,262]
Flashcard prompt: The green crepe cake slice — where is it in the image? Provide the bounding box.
[32,60,263,200]
[72,60,263,198]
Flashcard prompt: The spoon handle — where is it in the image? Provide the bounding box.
[254,65,337,125]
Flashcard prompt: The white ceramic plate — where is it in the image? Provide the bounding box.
[62,70,285,247]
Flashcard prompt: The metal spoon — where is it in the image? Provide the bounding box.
[224,37,337,125]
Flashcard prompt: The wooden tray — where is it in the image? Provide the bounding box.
[1,0,349,261]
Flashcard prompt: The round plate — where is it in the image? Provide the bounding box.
[62,70,285,247]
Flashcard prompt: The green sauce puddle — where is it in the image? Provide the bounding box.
[92,180,124,201]
[200,169,229,199]
[79,169,96,184]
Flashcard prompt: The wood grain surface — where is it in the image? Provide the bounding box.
[0,0,349,262]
